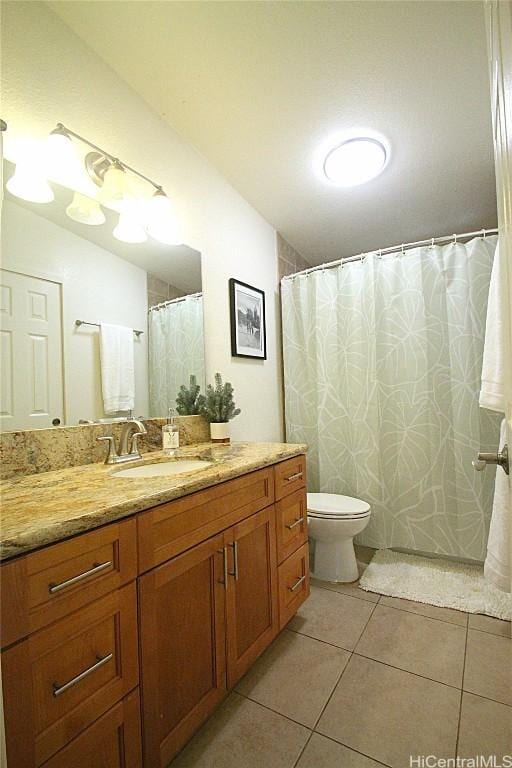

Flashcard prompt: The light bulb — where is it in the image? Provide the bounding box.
[47,127,78,178]
[6,162,54,204]
[146,189,182,245]
[66,192,106,225]
[113,210,147,243]
[99,161,127,206]
[148,188,172,218]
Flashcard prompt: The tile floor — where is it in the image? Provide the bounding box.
[171,575,511,768]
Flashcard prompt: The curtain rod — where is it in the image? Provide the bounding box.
[148,292,202,312]
[281,227,499,281]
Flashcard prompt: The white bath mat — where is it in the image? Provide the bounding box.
[359,549,512,621]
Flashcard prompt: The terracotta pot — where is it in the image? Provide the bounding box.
[210,422,230,443]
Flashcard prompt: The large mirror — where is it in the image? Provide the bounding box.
[1,161,205,431]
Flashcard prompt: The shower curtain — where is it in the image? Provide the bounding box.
[149,294,205,417]
[282,236,501,561]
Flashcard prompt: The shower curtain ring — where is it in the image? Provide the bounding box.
[431,238,435,249]
[453,233,457,244]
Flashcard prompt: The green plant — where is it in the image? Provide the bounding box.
[201,373,241,423]
[175,375,206,416]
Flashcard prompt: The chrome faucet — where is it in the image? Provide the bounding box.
[97,419,147,464]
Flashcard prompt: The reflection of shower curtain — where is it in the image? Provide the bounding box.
[282,237,501,561]
[149,294,205,417]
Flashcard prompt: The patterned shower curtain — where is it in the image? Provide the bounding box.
[281,236,501,561]
[148,294,205,417]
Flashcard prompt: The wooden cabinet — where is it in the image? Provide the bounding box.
[225,506,279,687]
[1,453,308,768]
[1,519,137,648]
[276,489,308,564]
[278,542,310,629]
[40,690,142,768]
[138,534,227,768]
[137,466,274,572]
[2,583,139,767]
[274,454,306,501]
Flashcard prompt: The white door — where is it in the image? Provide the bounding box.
[486,1,512,592]
[0,269,64,430]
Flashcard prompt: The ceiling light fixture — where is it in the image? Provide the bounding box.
[322,136,388,187]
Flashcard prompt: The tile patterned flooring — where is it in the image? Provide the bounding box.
[171,576,511,768]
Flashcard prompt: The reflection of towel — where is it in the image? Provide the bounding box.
[99,323,135,414]
[480,243,504,412]
[484,419,510,592]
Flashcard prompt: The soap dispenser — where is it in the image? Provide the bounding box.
[162,408,179,456]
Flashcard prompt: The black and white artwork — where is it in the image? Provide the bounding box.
[229,278,266,359]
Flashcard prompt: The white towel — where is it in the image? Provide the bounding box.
[484,419,511,592]
[480,242,505,412]
[99,323,135,414]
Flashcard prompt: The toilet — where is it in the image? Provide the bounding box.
[307,493,371,583]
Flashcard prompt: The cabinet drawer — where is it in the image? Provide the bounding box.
[1,519,137,648]
[278,543,310,629]
[138,466,275,571]
[2,583,139,767]
[40,690,142,768]
[274,455,306,501]
[276,489,308,564]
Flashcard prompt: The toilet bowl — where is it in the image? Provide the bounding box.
[307,493,371,583]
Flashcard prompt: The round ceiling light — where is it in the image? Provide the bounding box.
[323,137,387,187]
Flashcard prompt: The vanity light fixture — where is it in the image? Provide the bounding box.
[322,136,388,187]
[66,192,106,226]
[4,120,182,244]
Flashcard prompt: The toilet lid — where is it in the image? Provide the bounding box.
[307,492,371,518]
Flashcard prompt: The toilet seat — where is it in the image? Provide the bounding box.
[307,492,370,519]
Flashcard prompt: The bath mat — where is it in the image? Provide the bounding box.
[359,549,512,621]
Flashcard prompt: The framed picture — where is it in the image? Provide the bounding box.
[229,278,267,359]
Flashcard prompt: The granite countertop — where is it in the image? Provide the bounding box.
[0,442,307,561]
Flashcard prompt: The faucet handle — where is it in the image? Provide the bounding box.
[97,435,118,464]
[129,431,145,456]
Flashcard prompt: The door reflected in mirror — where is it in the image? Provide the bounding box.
[1,161,204,431]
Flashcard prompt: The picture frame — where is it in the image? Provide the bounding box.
[229,278,267,359]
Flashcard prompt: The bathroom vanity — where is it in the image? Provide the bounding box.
[0,444,309,768]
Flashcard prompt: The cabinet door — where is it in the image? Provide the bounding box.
[139,534,227,768]
[225,506,279,688]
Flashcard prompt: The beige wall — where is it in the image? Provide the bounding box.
[1,1,283,442]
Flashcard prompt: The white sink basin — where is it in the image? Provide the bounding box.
[112,459,213,479]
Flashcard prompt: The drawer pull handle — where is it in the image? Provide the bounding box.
[285,472,303,482]
[52,652,113,697]
[289,574,306,592]
[48,560,112,594]
[286,517,306,530]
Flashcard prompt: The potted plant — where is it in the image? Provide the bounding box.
[175,375,206,415]
[201,373,241,443]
